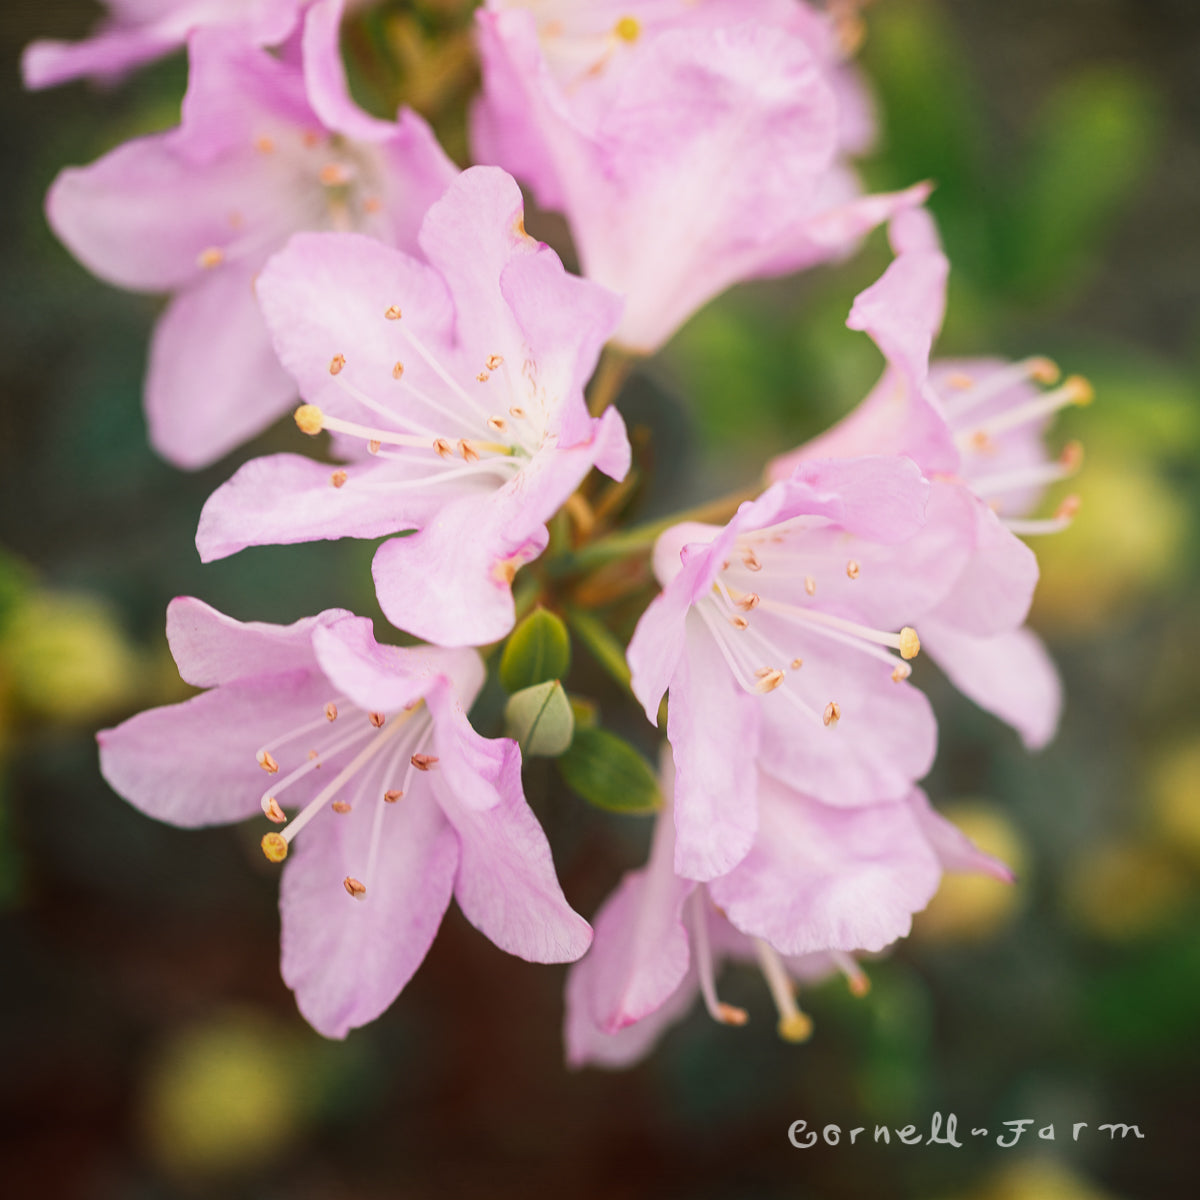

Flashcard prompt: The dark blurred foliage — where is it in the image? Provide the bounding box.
[2,1,1199,1197]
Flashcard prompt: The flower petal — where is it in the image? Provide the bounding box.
[921,620,1062,751]
[709,777,942,955]
[908,790,1014,882]
[279,783,459,1038]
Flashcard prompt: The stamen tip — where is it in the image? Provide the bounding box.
[343,876,367,899]
[898,626,921,660]
[1029,356,1061,384]
[384,305,402,321]
[1065,374,1094,406]
[846,560,860,580]
[848,973,871,998]
[294,405,324,436]
[330,470,347,489]
[614,15,641,42]
[1055,493,1082,521]
[778,1012,813,1043]
[261,832,288,863]
[1059,440,1084,471]
[262,797,286,824]
[823,701,841,727]
[256,750,279,774]
[717,1002,748,1027]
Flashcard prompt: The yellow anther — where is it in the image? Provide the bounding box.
[487,416,508,433]
[846,560,860,579]
[329,354,346,376]
[1056,494,1082,521]
[614,15,641,42]
[476,372,489,382]
[1028,356,1060,384]
[742,549,761,571]
[790,658,803,670]
[363,196,382,214]
[263,797,286,825]
[368,712,386,728]
[823,701,841,727]
[330,470,347,489]
[946,372,974,389]
[730,615,749,630]
[261,832,288,863]
[343,876,367,899]
[891,663,912,683]
[804,575,816,596]
[434,438,453,458]
[1059,440,1084,471]
[492,556,518,584]
[197,246,224,270]
[368,439,382,455]
[848,972,871,998]
[458,439,480,462]
[736,593,760,611]
[254,136,275,154]
[716,1002,749,1026]
[486,355,504,371]
[325,703,338,722]
[331,801,352,814]
[384,789,403,803]
[509,406,525,418]
[411,753,439,771]
[1063,374,1094,406]
[778,1012,813,1043]
[392,361,405,380]
[385,305,403,320]
[898,626,920,660]
[257,750,279,774]
[754,667,785,693]
[294,405,324,435]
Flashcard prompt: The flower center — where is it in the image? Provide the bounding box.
[257,698,435,902]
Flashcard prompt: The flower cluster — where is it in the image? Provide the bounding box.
[32,0,1085,1060]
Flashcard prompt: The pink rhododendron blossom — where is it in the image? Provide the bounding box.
[46,14,456,468]
[197,166,630,647]
[97,597,591,1038]
[471,0,930,352]
[768,209,1087,748]
[22,0,302,90]
[627,455,978,882]
[565,763,1009,1068]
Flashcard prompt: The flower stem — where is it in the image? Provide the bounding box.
[587,347,636,417]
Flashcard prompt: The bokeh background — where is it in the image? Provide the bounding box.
[2,1,1198,1196]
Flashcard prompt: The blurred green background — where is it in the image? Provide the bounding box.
[2,0,1198,1196]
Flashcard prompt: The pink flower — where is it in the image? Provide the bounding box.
[769,209,1089,748]
[565,761,1009,1069]
[22,0,302,90]
[46,10,456,468]
[98,597,591,1038]
[471,0,930,352]
[197,166,631,647]
[627,456,975,882]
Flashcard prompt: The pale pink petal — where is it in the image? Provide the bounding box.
[425,677,510,811]
[927,489,1038,636]
[921,621,1062,751]
[754,624,938,809]
[279,784,459,1038]
[433,741,592,963]
[300,0,395,141]
[908,790,1014,882]
[145,265,297,468]
[164,595,346,687]
[708,778,942,955]
[311,621,484,718]
[23,27,176,90]
[97,669,332,826]
[668,617,761,881]
[196,453,443,563]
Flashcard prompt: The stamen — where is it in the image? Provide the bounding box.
[384,306,403,320]
[319,163,351,187]
[791,658,803,670]
[369,712,386,728]
[254,136,275,155]
[411,753,438,771]
[331,800,352,814]
[940,356,1061,420]
[752,938,812,1043]
[384,790,403,803]
[329,354,346,376]
[369,439,382,454]
[392,362,405,380]
[737,592,760,611]
[343,876,367,899]
[262,797,286,824]
[1003,494,1081,536]
[823,701,841,727]
[330,470,347,489]
[614,16,641,42]
[486,355,504,371]
[754,667,785,693]
[730,615,749,630]
[476,372,489,383]
[690,892,748,1027]
[959,375,1092,445]
[197,246,224,270]
[804,575,816,596]
[832,951,871,996]
[257,750,279,774]
[846,560,860,579]
[755,596,920,660]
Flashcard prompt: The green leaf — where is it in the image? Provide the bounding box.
[559,728,661,814]
[503,680,574,758]
[499,607,571,693]
[565,607,631,691]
